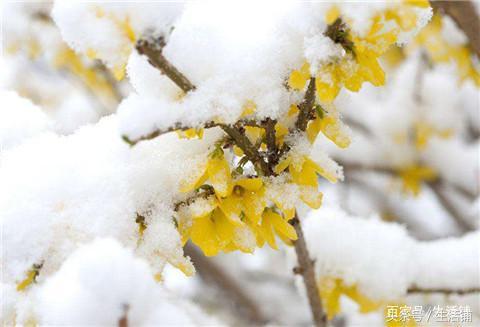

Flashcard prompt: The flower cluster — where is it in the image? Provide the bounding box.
[175,144,328,256]
[413,13,480,86]
[289,1,430,103]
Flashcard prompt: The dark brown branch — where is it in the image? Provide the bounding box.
[263,118,279,166]
[136,38,196,93]
[432,0,480,58]
[174,187,215,211]
[291,214,327,327]
[408,287,480,295]
[184,243,268,325]
[118,305,129,327]
[122,121,219,146]
[220,125,270,175]
[295,78,317,132]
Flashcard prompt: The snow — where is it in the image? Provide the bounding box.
[0,91,52,150]
[0,115,220,319]
[35,238,214,325]
[52,2,183,73]
[303,205,480,301]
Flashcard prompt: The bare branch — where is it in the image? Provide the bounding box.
[343,163,476,232]
[408,287,480,295]
[136,38,196,93]
[118,305,129,327]
[122,121,219,146]
[184,243,268,325]
[291,214,327,327]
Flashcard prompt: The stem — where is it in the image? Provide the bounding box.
[291,214,327,327]
[295,78,316,132]
[136,39,196,93]
[118,305,129,327]
[408,287,480,295]
[264,118,279,166]
[184,243,268,325]
[220,124,270,175]
[431,0,480,58]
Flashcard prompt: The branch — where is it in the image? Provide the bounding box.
[220,125,270,175]
[295,77,317,132]
[184,243,268,325]
[343,163,475,232]
[431,0,480,58]
[291,214,327,327]
[118,305,129,327]
[122,121,219,146]
[263,118,279,166]
[408,287,480,295]
[428,180,475,231]
[136,38,196,93]
[174,187,215,211]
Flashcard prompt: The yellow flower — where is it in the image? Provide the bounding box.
[325,5,341,25]
[240,101,256,117]
[289,62,311,90]
[275,155,338,186]
[54,47,118,100]
[259,208,298,250]
[16,264,42,292]
[319,277,382,320]
[306,107,351,148]
[414,14,480,86]
[218,177,265,225]
[179,149,233,197]
[398,164,437,196]
[178,177,268,255]
[414,121,453,150]
[177,128,204,139]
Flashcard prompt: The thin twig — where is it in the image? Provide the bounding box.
[136,38,196,93]
[291,214,327,327]
[122,121,219,146]
[184,243,268,325]
[431,0,480,58]
[428,181,475,231]
[343,163,475,232]
[408,287,480,295]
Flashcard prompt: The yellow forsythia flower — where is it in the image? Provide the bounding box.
[397,164,437,196]
[275,155,338,186]
[16,264,42,292]
[319,277,382,320]
[414,121,452,150]
[414,14,480,86]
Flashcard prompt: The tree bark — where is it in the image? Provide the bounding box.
[291,215,327,327]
